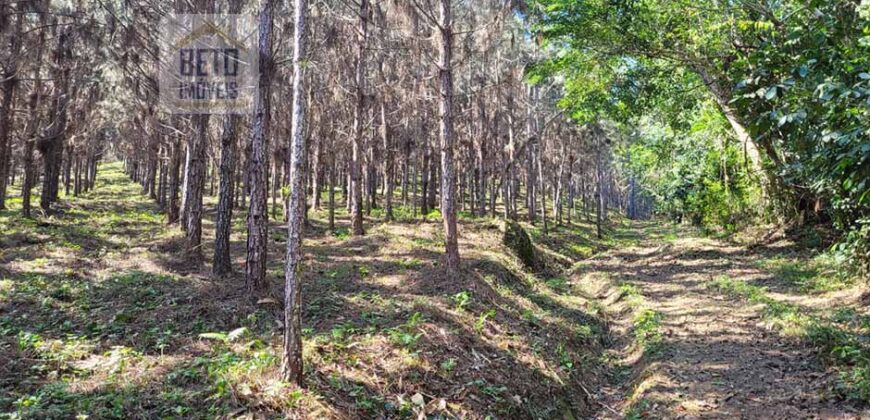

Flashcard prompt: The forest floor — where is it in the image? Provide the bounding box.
[1,162,868,419]
[576,222,870,418]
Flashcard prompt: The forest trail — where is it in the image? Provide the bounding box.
[576,224,867,419]
[2,165,866,418]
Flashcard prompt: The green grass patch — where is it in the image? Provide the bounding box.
[633,309,664,353]
[757,255,854,293]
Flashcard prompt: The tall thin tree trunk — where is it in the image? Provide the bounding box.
[595,135,603,239]
[21,27,44,218]
[421,145,430,215]
[246,0,274,293]
[537,144,547,235]
[213,114,239,276]
[184,115,209,258]
[350,0,368,236]
[382,101,394,221]
[271,154,280,219]
[282,0,308,386]
[39,27,72,212]
[0,6,21,210]
[328,153,336,231]
[180,142,191,229]
[311,135,321,210]
[168,135,182,224]
[438,0,460,272]
[63,144,73,196]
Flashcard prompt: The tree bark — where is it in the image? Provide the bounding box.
[350,0,368,236]
[184,115,209,258]
[246,0,274,293]
[21,84,41,217]
[694,66,764,175]
[39,27,73,212]
[438,0,460,273]
[381,100,394,221]
[168,134,182,224]
[282,0,308,386]
[0,5,21,210]
[214,114,239,276]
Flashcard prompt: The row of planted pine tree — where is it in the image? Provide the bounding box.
[0,0,650,384]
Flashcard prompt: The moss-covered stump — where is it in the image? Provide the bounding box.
[503,220,542,270]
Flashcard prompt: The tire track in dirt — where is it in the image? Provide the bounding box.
[574,223,864,419]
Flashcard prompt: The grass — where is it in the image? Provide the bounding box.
[632,309,664,353]
[756,254,854,293]
[711,276,870,403]
[1,161,612,419]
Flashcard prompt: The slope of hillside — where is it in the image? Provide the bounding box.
[1,162,612,419]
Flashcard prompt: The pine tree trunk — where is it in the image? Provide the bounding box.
[184,115,209,258]
[168,136,182,224]
[595,137,603,239]
[246,0,274,292]
[536,144,548,235]
[381,101,394,221]
[213,115,239,276]
[282,0,308,386]
[0,68,15,210]
[421,146,430,215]
[180,142,191,230]
[271,153,280,220]
[438,0,460,273]
[73,157,81,196]
[39,28,72,212]
[311,135,321,210]
[328,154,336,231]
[0,6,21,210]
[350,0,368,236]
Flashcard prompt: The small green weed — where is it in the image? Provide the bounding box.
[633,309,663,352]
[387,312,424,348]
[474,309,496,333]
[452,291,472,312]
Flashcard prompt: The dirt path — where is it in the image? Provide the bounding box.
[577,223,866,419]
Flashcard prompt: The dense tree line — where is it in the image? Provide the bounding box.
[9,0,862,389]
[0,0,653,384]
[532,0,869,274]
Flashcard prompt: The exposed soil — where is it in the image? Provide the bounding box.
[575,222,868,419]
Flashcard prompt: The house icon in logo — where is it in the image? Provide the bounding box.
[173,19,247,50]
[159,13,257,114]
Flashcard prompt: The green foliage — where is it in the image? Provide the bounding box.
[633,309,663,352]
[332,227,351,240]
[424,209,442,221]
[730,1,870,232]
[619,111,761,231]
[758,254,854,293]
[387,312,424,348]
[474,309,497,333]
[198,327,250,344]
[556,342,574,371]
[439,358,457,374]
[532,0,869,272]
[833,219,870,280]
[545,277,569,293]
[452,291,472,312]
